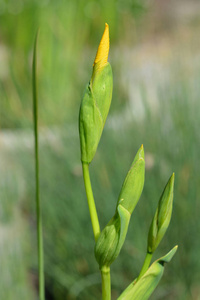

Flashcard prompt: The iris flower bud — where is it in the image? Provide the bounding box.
[117,145,145,214]
[95,145,145,268]
[147,173,175,253]
[79,23,113,163]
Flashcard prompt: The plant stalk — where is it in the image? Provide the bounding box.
[137,252,153,281]
[101,266,111,300]
[32,29,45,300]
[82,162,100,242]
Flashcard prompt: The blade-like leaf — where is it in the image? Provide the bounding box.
[32,29,45,300]
[118,246,178,300]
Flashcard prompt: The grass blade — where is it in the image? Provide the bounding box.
[32,29,45,300]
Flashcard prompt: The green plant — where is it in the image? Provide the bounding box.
[79,23,178,300]
[32,30,45,300]
[31,22,177,300]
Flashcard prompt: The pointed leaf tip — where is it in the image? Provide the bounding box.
[159,245,178,264]
[133,144,145,163]
[117,246,178,300]
[139,144,144,159]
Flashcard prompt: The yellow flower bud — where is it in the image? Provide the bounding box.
[93,23,109,72]
[79,23,113,163]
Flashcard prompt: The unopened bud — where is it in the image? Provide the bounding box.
[95,145,145,268]
[95,204,130,268]
[79,23,113,163]
[117,145,145,214]
[147,173,175,253]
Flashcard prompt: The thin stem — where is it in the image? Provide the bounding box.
[32,29,45,300]
[82,163,111,299]
[101,266,111,300]
[82,162,100,242]
[137,252,152,281]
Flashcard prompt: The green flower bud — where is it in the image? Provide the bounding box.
[117,246,178,300]
[79,24,113,163]
[147,173,175,253]
[95,204,130,268]
[95,145,145,268]
[117,145,145,214]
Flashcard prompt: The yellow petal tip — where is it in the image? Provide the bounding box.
[93,23,109,70]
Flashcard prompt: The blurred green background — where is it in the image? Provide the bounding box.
[0,0,200,299]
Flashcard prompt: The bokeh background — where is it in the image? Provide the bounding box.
[0,0,200,299]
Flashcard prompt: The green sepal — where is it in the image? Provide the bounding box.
[148,173,175,253]
[117,145,145,214]
[79,63,113,163]
[117,246,178,300]
[95,204,130,268]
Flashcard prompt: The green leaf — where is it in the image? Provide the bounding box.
[117,246,178,300]
[32,29,45,300]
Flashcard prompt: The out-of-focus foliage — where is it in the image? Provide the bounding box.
[0,156,35,300]
[0,0,147,129]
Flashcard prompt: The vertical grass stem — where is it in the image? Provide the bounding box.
[32,29,45,300]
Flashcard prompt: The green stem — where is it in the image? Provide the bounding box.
[101,266,111,300]
[82,163,111,299]
[32,29,45,300]
[137,252,153,281]
[82,162,100,242]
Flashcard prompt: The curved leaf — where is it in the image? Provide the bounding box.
[118,246,178,300]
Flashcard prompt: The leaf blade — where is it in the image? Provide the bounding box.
[118,246,178,300]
